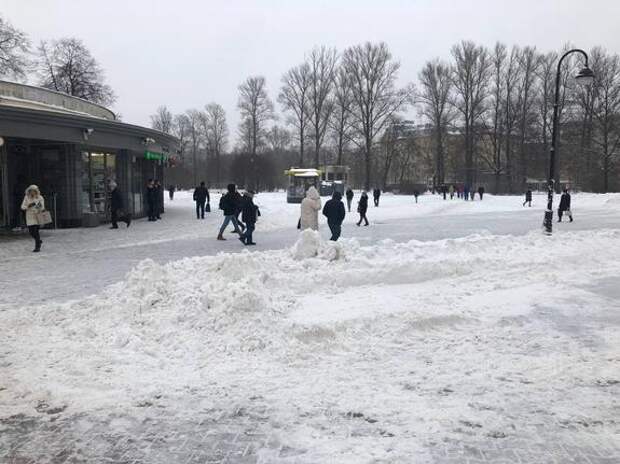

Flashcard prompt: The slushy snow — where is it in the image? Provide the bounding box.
[2,221,619,461]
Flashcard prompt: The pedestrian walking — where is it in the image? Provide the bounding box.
[168,184,176,200]
[345,188,354,212]
[231,188,245,233]
[449,185,454,199]
[463,185,470,201]
[373,188,381,207]
[146,179,157,221]
[193,181,210,219]
[322,191,346,241]
[442,185,447,200]
[239,191,260,245]
[470,190,475,201]
[558,188,573,222]
[478,186,485,200]
[21,185,46,252]
[523,189,532,207]
[356,191,369,226]
[217,184,243,240]
[300,186,321,231]
[413,190,420,203]
[109,181,131,229]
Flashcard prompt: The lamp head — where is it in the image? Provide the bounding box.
[575,66,595,86]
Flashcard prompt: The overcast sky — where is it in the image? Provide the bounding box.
[4,0,619,138]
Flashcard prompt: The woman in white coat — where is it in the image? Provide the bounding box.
[21,185,45,252]
[300,186,321,231]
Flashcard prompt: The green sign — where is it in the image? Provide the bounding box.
[145,150,166,160]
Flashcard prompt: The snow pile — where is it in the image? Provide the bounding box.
[2,228,620,461]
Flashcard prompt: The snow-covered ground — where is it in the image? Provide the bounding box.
[1,191,619,463]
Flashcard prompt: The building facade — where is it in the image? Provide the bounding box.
[0,81,178,229]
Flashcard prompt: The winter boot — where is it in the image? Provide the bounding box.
[33,240,42,252]
[217,234,226,241]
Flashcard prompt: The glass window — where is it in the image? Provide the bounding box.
[81,151,92,213]
[81,152,117,217]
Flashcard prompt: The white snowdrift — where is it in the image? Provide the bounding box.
[2,228,620,461]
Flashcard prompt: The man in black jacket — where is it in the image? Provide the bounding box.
[193,181,210,219]
[217,184,243,240]
[558,188,573,222]
[322,191,346,241]
[373,188,381,207]
[345,188,354,212]
[109,181,131,229]
[239,191,260,245]
[146,179,157,221]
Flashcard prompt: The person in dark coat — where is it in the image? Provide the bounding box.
[217,184,243,240]
[193,181,210,219]
[413,190,420,203]
[168,184,176,200]
[463,185,470,201]
[523,189,532,207]
[146,179,157,221]
[356,191,369,226]
[109,180,131,229]
[442,184,447,200]
[558,189,573,222]
[233,190,246,233]
[322,191,346,241]
[345,188,354,212]
[373,188,381,207]
[239,191,260,245]
[154,179,163,219]
[478,186,485,200]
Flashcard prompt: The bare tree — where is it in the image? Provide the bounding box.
[329,66,354,165]
[480,43,507,192]
[237,76,274,156]
[591,50,620,192]
[278,62,311,166]
[202,103,229,188]
[173,113,191,161]
[514,46,539,188]
[238,76,274,189]
[450,40,492,186]
[535,52,557,169]
[185,109,205,186]
[150,105,174,134]
[418,58,454,186]
[307,46,338,168]
[0,15,29,79]
[266,125,292,153]
[343,42,413,190]
[37,38,115,106]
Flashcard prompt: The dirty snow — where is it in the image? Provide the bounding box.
[2,191,620,463]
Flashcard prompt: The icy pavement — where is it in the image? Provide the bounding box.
[1,191,619,306]
[1,192,620,463]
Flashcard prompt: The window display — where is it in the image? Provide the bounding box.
[81,151,117,217]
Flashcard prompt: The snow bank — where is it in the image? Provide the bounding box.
[2,228,620,461]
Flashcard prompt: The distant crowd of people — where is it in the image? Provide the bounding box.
[13,177,577,253]
[434,184,486,201]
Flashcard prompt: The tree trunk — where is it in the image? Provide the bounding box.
[365,136,372,191]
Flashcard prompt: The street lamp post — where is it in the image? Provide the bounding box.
[544,49,594,235]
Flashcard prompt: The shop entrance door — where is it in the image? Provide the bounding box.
[82,151,117,221]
